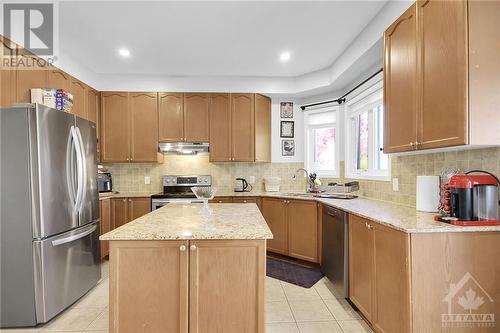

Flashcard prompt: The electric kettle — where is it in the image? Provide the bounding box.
[234,178,251,192]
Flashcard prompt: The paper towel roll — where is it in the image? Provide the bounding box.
[416,176,440,212]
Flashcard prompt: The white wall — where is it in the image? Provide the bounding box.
[271,98,304,163]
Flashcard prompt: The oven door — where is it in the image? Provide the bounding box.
[151,198,204,210]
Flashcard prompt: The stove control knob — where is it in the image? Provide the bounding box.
[204,179,208,183]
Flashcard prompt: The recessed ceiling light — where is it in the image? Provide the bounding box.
[280,51,291,62]
[118,48,131,58]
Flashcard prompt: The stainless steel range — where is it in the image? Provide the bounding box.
[151,175,212,210]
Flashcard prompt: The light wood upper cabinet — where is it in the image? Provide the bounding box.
[47,68,71,92]
[15,53,48,103]
[184,93,209,142]
[254,94,271,162]
[0,38,16,107]
[261,198,288,255]
[209,93,231,162]
[101,92,130,162]
[383,4,417,153]
[70,79,87,119]
[384,0,499,152]
[349,214,374,322]
[129,92,158,162]
[110,240,189,333]
[189,240,265,333]
[159,92,184,142]
[288,200,318,262]
[100,199,111,259]
[417,0,468,149]
[127,197,151,221]
[231,93,255,162]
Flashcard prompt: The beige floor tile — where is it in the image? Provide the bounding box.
[282,282,321,301]
[266,301,295,323]
[313,280,337,300]
[288,300,334,322]
[40,306,102,332]
[324,299,361,321]
[100,261,109,279]
[338,320,374,333]
[266,322,300,333]
[84,331,107,333]
[85,309,108,331]
[297,320,343,333]
[266,279,286,302]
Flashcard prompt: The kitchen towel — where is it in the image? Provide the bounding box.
[416,175,440,212]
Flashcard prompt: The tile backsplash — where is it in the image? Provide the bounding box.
[104,147,499,207]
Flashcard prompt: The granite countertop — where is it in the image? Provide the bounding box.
[99,192,156,200]
[218,191,500,234]
[100,203,273,241]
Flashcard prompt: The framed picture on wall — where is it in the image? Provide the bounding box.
[280,102,293,118]
[282,140,295,156]
[280,121,294,138]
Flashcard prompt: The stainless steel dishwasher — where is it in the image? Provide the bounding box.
[321,205,349,298]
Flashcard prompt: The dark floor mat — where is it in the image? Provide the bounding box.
[266,256,324,288]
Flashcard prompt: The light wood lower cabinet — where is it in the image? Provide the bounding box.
[111,197,151,229]
[261,198,319,262]
[99,199,111,259]
[110,240,189,333]
[109,239,265,333]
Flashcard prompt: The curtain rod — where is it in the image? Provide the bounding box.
[300,68,383,110]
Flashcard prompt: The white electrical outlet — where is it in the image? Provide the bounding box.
[392,178,399,191]
[144,176,151,185]
[249,176,255,184]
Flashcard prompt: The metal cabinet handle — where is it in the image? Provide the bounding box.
[190,245,197,251]
[179,245,186,252]
[122,199,126,202]
[327,212,336,218]
[128,199,132,202]
[409,142,414,147]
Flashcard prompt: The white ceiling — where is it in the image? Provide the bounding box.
[59,1,387,78]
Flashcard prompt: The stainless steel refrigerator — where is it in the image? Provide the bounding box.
[1,104,101,327]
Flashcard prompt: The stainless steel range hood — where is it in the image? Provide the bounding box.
[159,142,209,155]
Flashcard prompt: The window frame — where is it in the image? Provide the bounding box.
[345,81,391,181]
[304,107,340,178]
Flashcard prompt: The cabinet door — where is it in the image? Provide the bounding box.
[100,199,111,259]
[130,92,158,162]
[261,198,288,254]
[158,92,184,142]
[254,94,271,162]
[184,93,209,142]
[16,53,47,103]
[0,38,16,107]
[383,4,417,153]
[47,68,71,92]
[70,79,87,119]
[189,240,265,333]
[87,89,100,160]
[127,197,151,221]
[111,198,129,229]
[372,223,411,333]
[209,196,233,203]
[101,92,130,162]
[110,240,189,333]
[209,93,231,162]
[417,0,468,149]
[349,214,374,321]
[288,200,318,262]
[231,93,254,162]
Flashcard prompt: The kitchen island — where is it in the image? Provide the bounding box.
[100,203,272,333]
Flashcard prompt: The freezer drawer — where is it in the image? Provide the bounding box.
[33,222,101,323]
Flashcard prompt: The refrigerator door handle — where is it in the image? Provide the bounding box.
[75,126,87,213]
[70,126,84,216]
[66,131,77,208]
[51,225,97,246]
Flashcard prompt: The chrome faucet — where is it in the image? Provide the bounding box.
[293,168,313,193]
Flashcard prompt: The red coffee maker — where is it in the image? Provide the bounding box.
[438,171,500,226]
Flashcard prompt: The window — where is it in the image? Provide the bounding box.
[345,81,390,180]
[304,107,339,177]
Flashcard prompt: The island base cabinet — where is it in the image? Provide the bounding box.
[189,240,265,333]
[108,239,265,333]
[109,241,189,333]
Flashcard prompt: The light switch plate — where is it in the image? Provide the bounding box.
[144,176,151,185]
[392,178,399,191]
